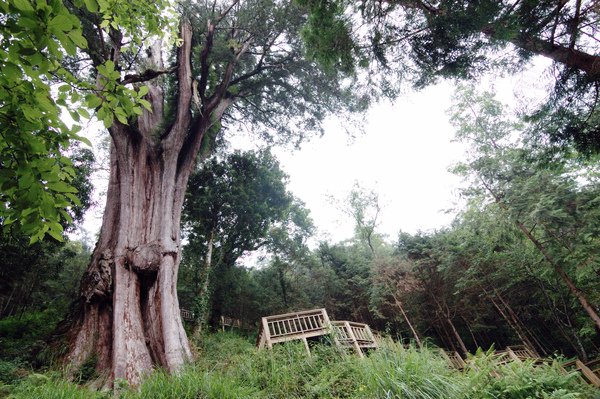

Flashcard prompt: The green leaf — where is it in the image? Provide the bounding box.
[3,62,22,80]
[114,108,128,125]
[85,93,102,108]
[47,221,64,241]
[102,111,113,128]
[138,85,149,97]
[12,0,34,12]
[18,173,35,189]
[104,60,115,73]
[47,181,78,193]
[49,14,73,32]
[68,30,88,48]
[139,99,152,111]
[83,0,99,12]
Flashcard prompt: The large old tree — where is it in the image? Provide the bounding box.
[1,0,367,385]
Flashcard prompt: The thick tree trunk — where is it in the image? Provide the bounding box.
[67,134,193,385]
[64,21,237,386]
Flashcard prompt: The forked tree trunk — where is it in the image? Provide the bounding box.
[65,22,236,386]
[68,136,193,384]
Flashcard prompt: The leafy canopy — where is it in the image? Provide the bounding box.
[0,0,175,242]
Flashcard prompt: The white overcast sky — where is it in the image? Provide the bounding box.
[269,81,464,243]
[79,58,551,245]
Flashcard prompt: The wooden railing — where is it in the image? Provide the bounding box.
[562,358,600,387]
[180,308,194,322]
[220,316,242,331]
[446,351,466,370]
[257,308,331,350]
[494,345,539,365]
[331,321,378,357]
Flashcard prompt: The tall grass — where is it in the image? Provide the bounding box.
[361,342,466,398]
[3,332,597,398]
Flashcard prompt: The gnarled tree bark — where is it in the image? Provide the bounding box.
[65,21,236,386]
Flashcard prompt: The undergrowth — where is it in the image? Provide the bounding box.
[2,332,597,398]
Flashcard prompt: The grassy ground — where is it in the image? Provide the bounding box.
[1,332,598,398]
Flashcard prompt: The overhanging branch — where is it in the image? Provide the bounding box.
[122,67,177,85]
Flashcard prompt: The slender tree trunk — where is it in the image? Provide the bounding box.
[192,230,214,341]
[433,299,468,354]
[446,317,468,355]
[489,294,535,352]
[440,322,458,353]
[514,220,600,330]
[482,180,600,330]
[393,296,422,348]
[277,261,288,307]
[495,291,546,356]
[462,316,479,349]
[523,260,589,359]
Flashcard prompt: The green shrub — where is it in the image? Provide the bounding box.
[0,360,26,385]
[0,310,61,362]
[463,351,599,399]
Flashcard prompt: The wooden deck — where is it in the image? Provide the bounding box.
[331,320,378,357]
[180,308,194,322]
[436,349,466,370]
[256,308,378,356]
[255,312,600,389]
[257,308,332,353]
[562,358,600,388]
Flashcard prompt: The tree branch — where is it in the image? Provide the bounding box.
[163,20,193,150]
[121,67,177,85]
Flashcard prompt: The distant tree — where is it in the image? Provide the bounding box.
[330,183,382,254]
[180,150,313,334]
